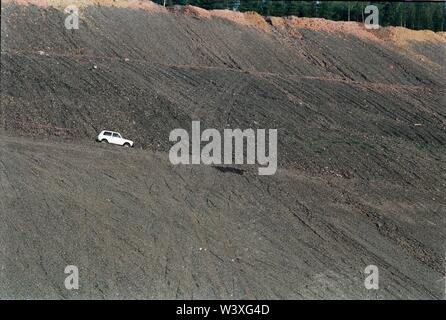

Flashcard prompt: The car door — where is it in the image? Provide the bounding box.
[103,131,112,142]
[112,133,122,145]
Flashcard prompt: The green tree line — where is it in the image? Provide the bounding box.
[153,1,446,31]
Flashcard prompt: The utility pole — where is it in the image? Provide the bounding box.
[348,2,351,22]
[361,3,364,23]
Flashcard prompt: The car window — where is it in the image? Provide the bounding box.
[113,133,121,138]
[104,132,112,136]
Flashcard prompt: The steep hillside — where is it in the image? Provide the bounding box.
[1,1,445,184]
[0,135,444,299]
[0,0,445,299]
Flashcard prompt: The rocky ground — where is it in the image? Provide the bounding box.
[0,0,445,299]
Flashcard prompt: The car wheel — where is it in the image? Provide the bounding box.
[124,143,130,148]
[101,139,108,144]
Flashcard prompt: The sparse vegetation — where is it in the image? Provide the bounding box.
[155,0,446,31]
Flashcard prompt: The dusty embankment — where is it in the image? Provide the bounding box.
[0,0,445,299]
[0,135,444,299]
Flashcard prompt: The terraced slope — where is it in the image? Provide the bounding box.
[0,0,445,299]
[0,135,444,299]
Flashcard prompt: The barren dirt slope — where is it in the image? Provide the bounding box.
[0,135,444,299]
[0,0,445,299]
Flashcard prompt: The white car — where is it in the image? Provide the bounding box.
[97,130,134,147]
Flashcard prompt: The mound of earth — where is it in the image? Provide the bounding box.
[0,0,445,299]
